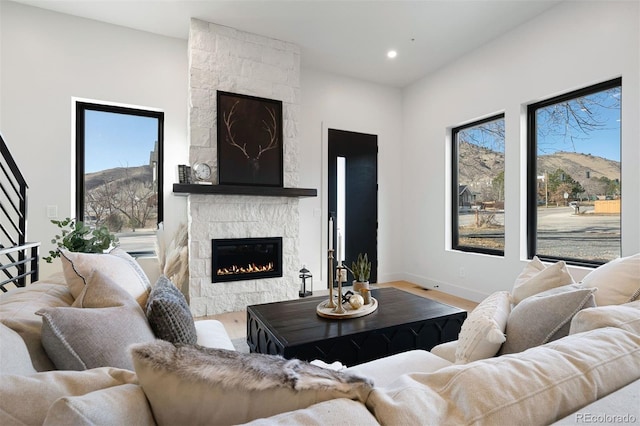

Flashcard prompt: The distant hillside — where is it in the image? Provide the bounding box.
[537,151,620,182]
[458,141,504,185]
[85,165,152,191]
[458,141,620,196]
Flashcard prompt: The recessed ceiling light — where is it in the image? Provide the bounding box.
[387,50,397,59]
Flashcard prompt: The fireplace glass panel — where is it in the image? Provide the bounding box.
[212,237,283,283]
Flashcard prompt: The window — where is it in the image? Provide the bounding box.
[76,102,164,255]
[527,78,621,266]
[452,114,505,255]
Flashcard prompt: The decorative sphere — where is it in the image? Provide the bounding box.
[349,294,364,309]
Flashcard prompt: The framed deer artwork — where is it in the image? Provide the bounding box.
[216,91,284,187]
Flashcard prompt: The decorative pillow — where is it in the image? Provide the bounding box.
[580,253,640,306]
[0,367,138,426]
[499,284,596,355]
[60,248,151,308]
[454,291,511,364]
[43,384,156,426]
[37,271,155,370]
[511,257,574,305]
[0,323,37,375]
[130,340,374,425]
[0,282,73,371]
[569,300,640,335]
[146,275,197,344]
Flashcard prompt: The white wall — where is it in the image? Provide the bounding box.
[0,2,188,278]
[299,68,404,291]
[401,1,640,301]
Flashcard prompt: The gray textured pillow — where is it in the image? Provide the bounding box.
[146,275,197,344]
[499,284,596,355]
[131,340,374,426]
[36,270,155,370]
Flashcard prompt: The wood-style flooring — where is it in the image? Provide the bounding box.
[196,280,478,340]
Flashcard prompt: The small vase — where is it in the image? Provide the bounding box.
[353,280,369,292]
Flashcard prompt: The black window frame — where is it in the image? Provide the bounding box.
[75,101,164,255]
[451,113,506,257]
[526,77,622,267]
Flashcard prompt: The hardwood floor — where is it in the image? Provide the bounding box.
[196,280,478,340]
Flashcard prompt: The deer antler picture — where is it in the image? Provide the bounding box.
[217,92,283,186]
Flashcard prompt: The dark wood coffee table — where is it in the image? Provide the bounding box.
[246,287,467,366]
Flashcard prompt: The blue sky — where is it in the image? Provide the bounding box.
[537,103,620,162]
[84,110,158,173]
[537,88,621,162]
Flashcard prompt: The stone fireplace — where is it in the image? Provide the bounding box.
[186,19,303,316]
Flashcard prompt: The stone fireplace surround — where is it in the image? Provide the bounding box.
[186,19,304,316]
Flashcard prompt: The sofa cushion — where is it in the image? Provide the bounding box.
[130,340,373,426]
[570,300,640,335]
[194,319,236,350]
[454,291,510,364]
[0,323,37,375]
[0,282,73,371]
[365,327,640,425]
[146,275,197,344]
[0,367,138,426]
[37,271,155,370]
[500,284,596,355]
[511,257,574,305]
[60,248,151,308]
[242,398,380,426]
[346,349,452,388]
[43,383,155,426]
[580,253,640,306]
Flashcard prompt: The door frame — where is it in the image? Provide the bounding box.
[321,122,378,287]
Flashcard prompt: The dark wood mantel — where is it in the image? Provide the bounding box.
[173,183,317,198]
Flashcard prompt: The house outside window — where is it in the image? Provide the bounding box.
[452,114,505,256]
[75,101,164,255]
[527,78,621,266]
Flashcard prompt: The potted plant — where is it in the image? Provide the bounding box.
[43,217,119,263]
[351,252,371,292]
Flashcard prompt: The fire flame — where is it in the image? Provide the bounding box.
[217,262,275,276]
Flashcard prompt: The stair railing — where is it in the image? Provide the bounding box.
[0,133,40,292]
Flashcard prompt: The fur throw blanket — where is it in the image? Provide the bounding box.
[131,340,373,397]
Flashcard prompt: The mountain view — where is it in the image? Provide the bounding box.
[458,140,620,202]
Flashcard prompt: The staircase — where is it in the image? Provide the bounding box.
[0,133,40,292]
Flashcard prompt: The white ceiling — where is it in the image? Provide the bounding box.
[9,0,562,87]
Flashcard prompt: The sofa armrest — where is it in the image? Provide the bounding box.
[430,340,458,363]
[195,319,235,350]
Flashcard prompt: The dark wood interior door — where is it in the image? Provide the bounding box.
[328,128,378,286]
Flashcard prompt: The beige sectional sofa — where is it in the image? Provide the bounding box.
[1,251,639,425]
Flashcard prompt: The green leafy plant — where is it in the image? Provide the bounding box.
[43,218,119,263]
[351,253,371,282]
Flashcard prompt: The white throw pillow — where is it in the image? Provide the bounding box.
[580,253,640,306]
[569,300,640,335]
[60,248,151,308]
[454,291,511,364]
[511,257,574,305]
